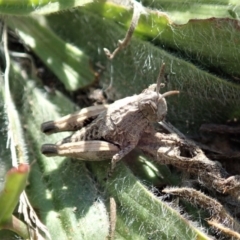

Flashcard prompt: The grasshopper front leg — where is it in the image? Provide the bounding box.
[110,140,139,172]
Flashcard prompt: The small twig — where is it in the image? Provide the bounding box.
[104,62,114,93]
[156,63,165,93]
[108,197,117,240]
[8,50,38,77]
[163,187,240,235]
[103,1,143,60]
[164,187,236,226]
[207,220,240,240]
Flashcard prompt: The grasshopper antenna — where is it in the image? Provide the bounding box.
[160,90,179,99]
[156,63,166,94]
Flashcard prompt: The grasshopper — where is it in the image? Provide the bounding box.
[41,64,179,173]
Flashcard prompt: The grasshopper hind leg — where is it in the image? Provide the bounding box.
[56,123,102,145]
[41,105,108,135]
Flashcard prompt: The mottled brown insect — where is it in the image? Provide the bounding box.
[41,64,179,172]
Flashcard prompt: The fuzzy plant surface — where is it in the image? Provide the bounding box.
[0,0,240,239]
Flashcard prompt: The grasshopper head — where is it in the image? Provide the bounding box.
[138,89,178,122]
[139,62,179,122]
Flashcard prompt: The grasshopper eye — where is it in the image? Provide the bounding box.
[139,100,157,117]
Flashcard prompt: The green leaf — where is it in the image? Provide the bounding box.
[43,3,240,133]
[86,1,240,87]
[90,162,210,240]
[141,0,240,23]
[8,60,110,239]
[1,1,240,239]
[0,0,93,15]
[0,164,29,224]
[6,54,211,239]
[6,16,96,91]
